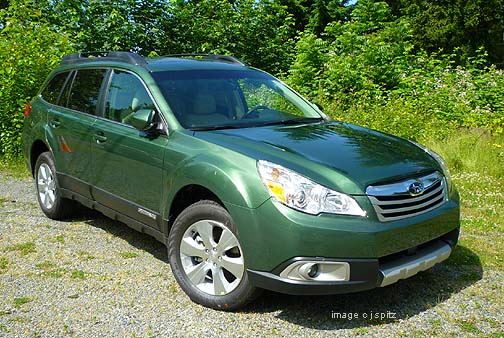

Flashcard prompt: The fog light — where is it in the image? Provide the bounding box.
[299,263,319,279]
[279,260,350,282]
[307,264,318,278]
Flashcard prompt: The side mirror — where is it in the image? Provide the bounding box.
[129,109,156,131]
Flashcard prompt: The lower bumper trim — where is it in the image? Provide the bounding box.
[248,228,459,295]
[379,240,452,287]
[247,258,379,295]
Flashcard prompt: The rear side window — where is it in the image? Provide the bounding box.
[67,68,107,115]
[41,72,70,105]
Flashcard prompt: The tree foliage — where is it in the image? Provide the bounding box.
[385,0,504,66]
[0,0,73,158]
[287,0,504,139]
[168,0,297,74]
[0,0,503,158]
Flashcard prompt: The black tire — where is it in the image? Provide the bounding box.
[168,200,260,311]
[34,151,76,220]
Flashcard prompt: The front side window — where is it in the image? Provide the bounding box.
[41,72,71,105]
[152,70,323,130]
[67,68,107,115]
[105,70,156,126]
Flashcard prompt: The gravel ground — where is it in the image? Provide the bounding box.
[0,171,502,337]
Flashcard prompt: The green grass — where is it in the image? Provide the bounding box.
[55,235,65,244]
[119,252,139,259]
[35,261,66,278]
[13,297,33,308]
[35,261,87,279]
[0,156,30,179]
[449,170,504,268]
[457,320,482,334]
[422,132,504,179]
[0,257,8,271]
[4,242,36,256]
[76,250,95,261]
[70,270,86,280]
[35,261,56,270]
[0,196,10,208]
[421,131,504,270]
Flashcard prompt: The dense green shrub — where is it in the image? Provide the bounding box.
[0,1,73,158]
[0,0,503,159]
[168,0,297,74]
[287,0,504,139]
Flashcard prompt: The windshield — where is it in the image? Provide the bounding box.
[152,70,323,130]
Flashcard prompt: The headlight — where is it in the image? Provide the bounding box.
[257,160,366,216]
[410,141,452,189]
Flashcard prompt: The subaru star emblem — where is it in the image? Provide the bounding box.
[408,182,424,196]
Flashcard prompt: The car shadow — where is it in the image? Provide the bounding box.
[244,245,482,329]
[66,209,482,330]
[69,208,168,263]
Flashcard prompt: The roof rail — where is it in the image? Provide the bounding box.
[164,54,248,66]
[61,51,147,67]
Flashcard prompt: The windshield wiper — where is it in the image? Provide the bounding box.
[253,117,324,127]
[189,117,324,131]
[189,124,245,131]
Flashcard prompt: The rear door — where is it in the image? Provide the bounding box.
[45,68,107,198]
[90,69,168,229]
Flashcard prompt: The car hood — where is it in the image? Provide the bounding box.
[193,122,440,194]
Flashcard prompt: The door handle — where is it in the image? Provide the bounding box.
[50,119,61,128]
[94,131,108,143]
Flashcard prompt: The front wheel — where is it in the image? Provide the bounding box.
[168,200,260,311]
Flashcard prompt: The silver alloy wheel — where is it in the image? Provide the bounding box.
[37,163,56,210]
[180,220,245,296]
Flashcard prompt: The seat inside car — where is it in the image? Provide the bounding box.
[184,91,229,127]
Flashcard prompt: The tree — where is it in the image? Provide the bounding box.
[169,0,297,74]
[0,0,73,157]
[289,0,413,101]
[32,0,173,55]
[385,0,504,66]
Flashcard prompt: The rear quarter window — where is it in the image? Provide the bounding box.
[40,72,71,105]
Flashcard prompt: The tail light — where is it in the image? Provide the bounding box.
[23,102,32,117]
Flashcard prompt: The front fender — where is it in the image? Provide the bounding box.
[165,152,269,215]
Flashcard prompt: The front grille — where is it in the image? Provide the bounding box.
[366,171,447,222]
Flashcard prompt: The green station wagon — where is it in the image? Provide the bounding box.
[22,52,460,310]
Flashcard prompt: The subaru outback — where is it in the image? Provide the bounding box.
[22,52,460,311]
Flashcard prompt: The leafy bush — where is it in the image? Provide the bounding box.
[0,0,503,159]
[0,1,73,158]
[169,0,297,74]
[287,0,504,138]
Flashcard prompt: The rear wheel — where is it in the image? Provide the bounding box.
[34,151,75,220]
[168,200,260,311]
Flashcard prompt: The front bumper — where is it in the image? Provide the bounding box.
[228,192,460,272]
[226,190,460,294]
[247,228,459,295]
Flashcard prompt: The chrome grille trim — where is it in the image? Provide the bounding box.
[366,171,447,222]
[372,181,443,205]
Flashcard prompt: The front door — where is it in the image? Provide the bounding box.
[91,69,168,229]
